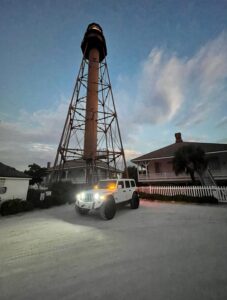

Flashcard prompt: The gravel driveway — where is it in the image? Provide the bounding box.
[1,200,227,300]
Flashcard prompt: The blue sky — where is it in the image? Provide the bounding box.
[1,0,227,170]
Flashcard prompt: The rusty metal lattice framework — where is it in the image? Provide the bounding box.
[52,56,127,184]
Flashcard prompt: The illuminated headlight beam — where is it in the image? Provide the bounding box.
[94,193,99,200]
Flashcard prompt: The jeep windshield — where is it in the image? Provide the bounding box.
[96,180,117,190]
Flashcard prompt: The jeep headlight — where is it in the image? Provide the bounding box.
[94,193,99,200]
[76,192,85,201]
[94,193,105,201]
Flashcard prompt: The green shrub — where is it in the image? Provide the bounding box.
[0,182,82,216]
[31,182,81,209]
[139,192,218,204]
[21,200,34,211]
[53,195,67,206]
[0,199,34,216]
[26,189,42,208]
[49,182,80,205]
[39,195,53,209]
[2,182,83,214]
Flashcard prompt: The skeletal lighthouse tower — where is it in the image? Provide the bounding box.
[52,23,127,184]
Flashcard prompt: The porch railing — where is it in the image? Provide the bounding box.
[138,170,227,182]
[138,172,190,181]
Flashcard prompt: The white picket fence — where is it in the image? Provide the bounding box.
[137,186,227,203]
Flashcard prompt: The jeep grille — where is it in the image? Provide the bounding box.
[84,193,93,202]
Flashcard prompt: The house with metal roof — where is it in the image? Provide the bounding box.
[131,133,227,185]
[0,162,30,203]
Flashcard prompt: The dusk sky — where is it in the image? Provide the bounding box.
[1,0,227,171]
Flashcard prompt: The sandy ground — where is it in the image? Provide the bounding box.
[0,200,227,300]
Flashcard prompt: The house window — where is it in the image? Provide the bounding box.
[0,179,6,194]
[0,179,5,188]
[155,162,161,173]
[138,163,148,174]
[209,157,220,170]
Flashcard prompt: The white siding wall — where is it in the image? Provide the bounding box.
[0,177,30,201]
[146,153,227,175]
[209,153,227,171]
[148,159,173,174]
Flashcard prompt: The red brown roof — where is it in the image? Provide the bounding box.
[132,141,227,162]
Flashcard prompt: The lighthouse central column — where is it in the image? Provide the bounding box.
[80,23,107,185]
[84,48,100,160]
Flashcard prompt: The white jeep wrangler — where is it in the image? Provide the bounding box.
[75,179,139,220]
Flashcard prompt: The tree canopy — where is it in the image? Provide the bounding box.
[24,163,47,185]
[172,145,207,183]
[127,166,138,184]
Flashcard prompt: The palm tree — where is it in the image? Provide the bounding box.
[172,145,207,183]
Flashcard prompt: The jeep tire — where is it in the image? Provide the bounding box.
[75,205,89,215]
[130,192,140,209]
[99,197,116,220]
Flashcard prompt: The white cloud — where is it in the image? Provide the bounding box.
[124,149,142,163]
[134,32,227,127]
[216,116,227,128]
[0,99,68,170]
[135,49,185,123]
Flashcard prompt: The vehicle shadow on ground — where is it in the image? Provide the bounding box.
[46,202,135,228]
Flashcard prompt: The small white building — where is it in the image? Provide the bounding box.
[0,162,30,202]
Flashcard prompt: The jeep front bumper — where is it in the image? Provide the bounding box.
[76,199,103,210]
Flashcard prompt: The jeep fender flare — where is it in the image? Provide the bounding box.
[130,191,140,209]
[99,195,116,220]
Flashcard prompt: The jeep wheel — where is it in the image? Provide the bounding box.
[75,205,89,215]
[99,197,116,220]
[130,192,140,209]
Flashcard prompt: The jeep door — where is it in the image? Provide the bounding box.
[125,180,132,201]
[115,180,126,203]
